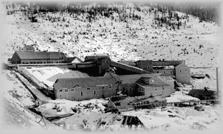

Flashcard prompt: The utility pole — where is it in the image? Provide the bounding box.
[216,67,219,99]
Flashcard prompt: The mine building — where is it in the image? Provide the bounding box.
[118,74,175,97]
[84,55,111,75]
[53,76,121,101]
[118,60,191,84]
[9,51,67,64]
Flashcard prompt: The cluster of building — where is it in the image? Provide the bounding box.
[9,51,191,101]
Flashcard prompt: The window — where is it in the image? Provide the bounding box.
[180,70,181,73]
[59,95,62,98]
[59,89,63,92]
[115,102,121,106]
[164,71,165,73]
[94,91,96,95]
[101,86,104,89]
[87,88,90,90]
[64,89,69,92]
[71,88,75,92]
[108,84,112,88]
[80,92,83,96]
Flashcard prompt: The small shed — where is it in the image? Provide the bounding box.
[20,45,35,51]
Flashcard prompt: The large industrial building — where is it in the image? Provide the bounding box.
[53,76,120,101]
[53,72,174,101]
[119,60,191,84]
[118,74,175,97]
[10,51,67,64]
[8,51,191,101]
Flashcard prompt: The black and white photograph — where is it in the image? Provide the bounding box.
[0,0,222,133]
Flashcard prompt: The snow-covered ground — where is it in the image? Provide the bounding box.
[122,105,222,132]
[1,2,222,132]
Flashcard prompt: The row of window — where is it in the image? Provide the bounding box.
[179,69,188,73]
[59,85,113,93]
[138,88,161,92]
[21,61,63,64]
[154,70,174,74]
[59,90,97,98]
[153,69,188,74]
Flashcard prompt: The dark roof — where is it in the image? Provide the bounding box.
[14,51,66,60]
[188,89,216,96]
[65,57,82,63]
[54,77,118,89]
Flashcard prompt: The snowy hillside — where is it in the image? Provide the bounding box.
[1,2,222,133]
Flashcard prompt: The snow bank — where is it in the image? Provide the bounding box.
[36,99,108,117]
[166,91,199,103]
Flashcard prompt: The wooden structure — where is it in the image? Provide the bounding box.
[10,51,67,64]
[119,60,191,84]
[118,74,175,97]
[53,76,120,101]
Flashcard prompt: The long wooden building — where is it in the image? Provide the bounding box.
[53,76,120,101]
[10,51,67,64]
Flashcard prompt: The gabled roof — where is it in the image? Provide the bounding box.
[136,76,170,87]
[118,74,156,84]
[54,77,118,89]
[118,74,170,87]
[65,57,82,63]
[14,51,66,60]
[175,63,189,68]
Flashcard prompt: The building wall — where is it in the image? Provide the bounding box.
[97,57,111,75]
[122,83,136,96]
[175,64,191,84]
[11,53,21,64]
[161,86,175,97]
[20,59,64,64]
[136,85,174,97]
[54,83,118,101]
[153,69,175,75]
[136,60,153,72]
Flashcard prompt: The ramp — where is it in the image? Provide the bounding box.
[111,61,149,74]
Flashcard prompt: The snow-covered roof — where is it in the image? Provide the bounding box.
[136,77,170,87]
[118,74,170,87]
[54,77,118,89]
[14,51,66,60]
